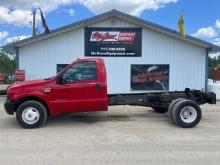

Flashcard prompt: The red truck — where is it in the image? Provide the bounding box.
[4,58,216,128]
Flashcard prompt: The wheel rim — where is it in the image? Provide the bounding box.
[180,106,197,123]
[22,107,40,124]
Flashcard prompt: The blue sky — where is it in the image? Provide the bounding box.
[0,0,220,47]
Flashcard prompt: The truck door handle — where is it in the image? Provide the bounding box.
[96,84,101,92]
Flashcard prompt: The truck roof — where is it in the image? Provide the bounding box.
[76,57,104,62]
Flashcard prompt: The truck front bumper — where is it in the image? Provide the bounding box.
[4,100,16,115]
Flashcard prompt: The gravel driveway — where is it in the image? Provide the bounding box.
[0,97,220,165]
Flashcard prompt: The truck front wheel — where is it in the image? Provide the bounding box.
[16,101,47,128]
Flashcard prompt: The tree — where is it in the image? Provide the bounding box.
[0,50,16,74]
[208,56,220,79]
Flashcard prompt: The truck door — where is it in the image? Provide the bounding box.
[52,61,107,113]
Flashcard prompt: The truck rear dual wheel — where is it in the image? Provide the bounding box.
[168,98,185,121]
[168,99,202,128]
[16,101,47,128]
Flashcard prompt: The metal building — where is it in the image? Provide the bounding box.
[5,10,220,94]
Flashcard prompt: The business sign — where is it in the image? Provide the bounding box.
[131,65,169,91]
[85,28,142,57]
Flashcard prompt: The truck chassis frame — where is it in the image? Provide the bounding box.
[108,88,216,108]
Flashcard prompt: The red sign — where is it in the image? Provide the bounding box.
[0,73,4,81]
[213,68,220,81]
[15,70,25,82]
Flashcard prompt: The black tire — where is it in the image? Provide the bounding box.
[171,100,202,128]
[16,101,47,128]
[152,107,168,113]
[168,98,186,121]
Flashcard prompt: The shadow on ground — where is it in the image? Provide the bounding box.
[45,110,170,127]
[0,105,171,129]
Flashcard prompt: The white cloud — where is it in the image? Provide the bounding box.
[82,0,178,16]
[0,7,33,26]
[0,0,75,13]
[210,37,220,58]
[68,9,75,16]
[191,26,217,39]
[209,52,220,59]
[215,19,220,29]
[0,31,9,41]
[63,8,75,16]
[0,0,78,26]
[0,0,178,26]
[5,35,31,44]
[212,37,220,46]
[210,38,220,58]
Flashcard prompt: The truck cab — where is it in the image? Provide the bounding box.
[4,58,108,128]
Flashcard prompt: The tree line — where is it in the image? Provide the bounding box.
[0,51,16,74]
[208,56,220,79]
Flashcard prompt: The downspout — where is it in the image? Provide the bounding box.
[205,48,211,92]
[15,46,19,69]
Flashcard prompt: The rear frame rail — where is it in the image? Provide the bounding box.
[108,88,216,108]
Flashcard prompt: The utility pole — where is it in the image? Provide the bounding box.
[32,10,36,36]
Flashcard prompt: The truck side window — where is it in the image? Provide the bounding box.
[62,61,97,83]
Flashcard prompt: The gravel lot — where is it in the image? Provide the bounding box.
[0,85,8,91]
[0,97,220,165]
